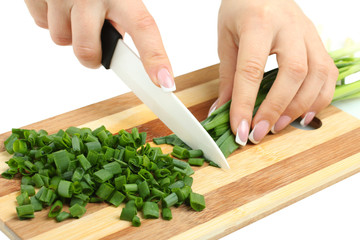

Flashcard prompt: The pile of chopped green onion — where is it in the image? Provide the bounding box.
[155,44,360,158]
[2,126,206,225]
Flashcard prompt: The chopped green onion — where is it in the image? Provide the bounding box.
[142,202,159,219]
[173,159,189,170]
[103,161,122,175]
[173,186,192,202]
[56,211,71,222]
[132,215,141,227]
[20,185,35,196]
[183,176,193,187]
[2,125,211,226]
[96,183,115,200]
[13,139,28,154]
[188,158,205,166]
[108,191,126,207]
[169,180,185,190]
[77,154,92,171]
[123,184,138,193]
[53,150,70,173]
[69,203,87,218]
[30,196,43,211]
[138,181,150,199]
[120,206,137,221]
[93,169,113,183]
[152,136,166,145]
[72,167,85,182]
[135,197,144,210]
[58,180,73,198]
[163,193,178,208]
[4,133,18,154]
[48,200,63,218]
[16,204,34,219]
[72,135,81,153]
[66,126,81,136]
[209,161,220,168]
[151,188,166,198]
[189,192,205,212]
[50,176,61,191]
[114,175,127,190]
[85,141,102,153]
[16,192,30,206]
[188,149,203,158]
[171,146,190,159]
[162,208,172,220]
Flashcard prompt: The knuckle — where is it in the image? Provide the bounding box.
[237,59,264,85]
[133,13,156,31]
[34,19,48,29]
[291,98,311,114]
[51,33,71,46]
[313,63,329,82]
[286,61,307,81]
[318,90,333,107]
[253,5,272,23]
[330,64,339,81]
[73,44,99,65]
[232,102,253,120]
[142,49,167,64]
[263,98,284,115]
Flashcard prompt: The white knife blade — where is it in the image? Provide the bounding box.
[109,40,229,169]
[100,21,229,169]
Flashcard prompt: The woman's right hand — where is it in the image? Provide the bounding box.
[25,0,176,91]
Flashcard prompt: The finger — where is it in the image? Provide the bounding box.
[250,33,307,143]
[300,61,338,126]
[230,26,272,146]
[108,0,175,92]
[24,0,48,29]
[46,0,72,46]
[210,28,238,116]
[272,29,331,133]
[71,0,106,68]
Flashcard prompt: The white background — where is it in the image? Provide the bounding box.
[1,1,360,239]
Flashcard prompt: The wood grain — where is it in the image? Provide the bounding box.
[101,128,360,240]
[0,64,359,240]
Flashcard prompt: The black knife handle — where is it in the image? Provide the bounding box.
[101,20,123,69]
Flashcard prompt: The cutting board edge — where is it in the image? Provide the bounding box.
[1,222,20,240]
[206,162,360,240]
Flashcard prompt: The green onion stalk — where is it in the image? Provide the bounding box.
[199,43,360,157]
[152,44,360,159]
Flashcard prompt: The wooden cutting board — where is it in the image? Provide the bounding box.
[1,64,360,240]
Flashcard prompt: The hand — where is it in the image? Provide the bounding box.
[24,0,176,91]
[212,0,338,145]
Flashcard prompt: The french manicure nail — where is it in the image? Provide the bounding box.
[208,99,219,117]
[157,68,176,92]
[235,119,249,146]
[271,115,292,134]
[300,112,316,127]
[249,120,270,144]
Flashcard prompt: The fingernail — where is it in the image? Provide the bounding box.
[157,68,176,92]
[235,119,249,146]
[271,115,292,134]
[208,99,219,117]
[249,120,270,144]
[300,112,316,127]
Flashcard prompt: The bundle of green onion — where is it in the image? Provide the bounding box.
[2,126,206,226]
[155,44,360,158]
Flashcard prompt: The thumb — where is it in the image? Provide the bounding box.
[109,1,175,92]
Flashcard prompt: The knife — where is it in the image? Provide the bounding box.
[100,21,230,169]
